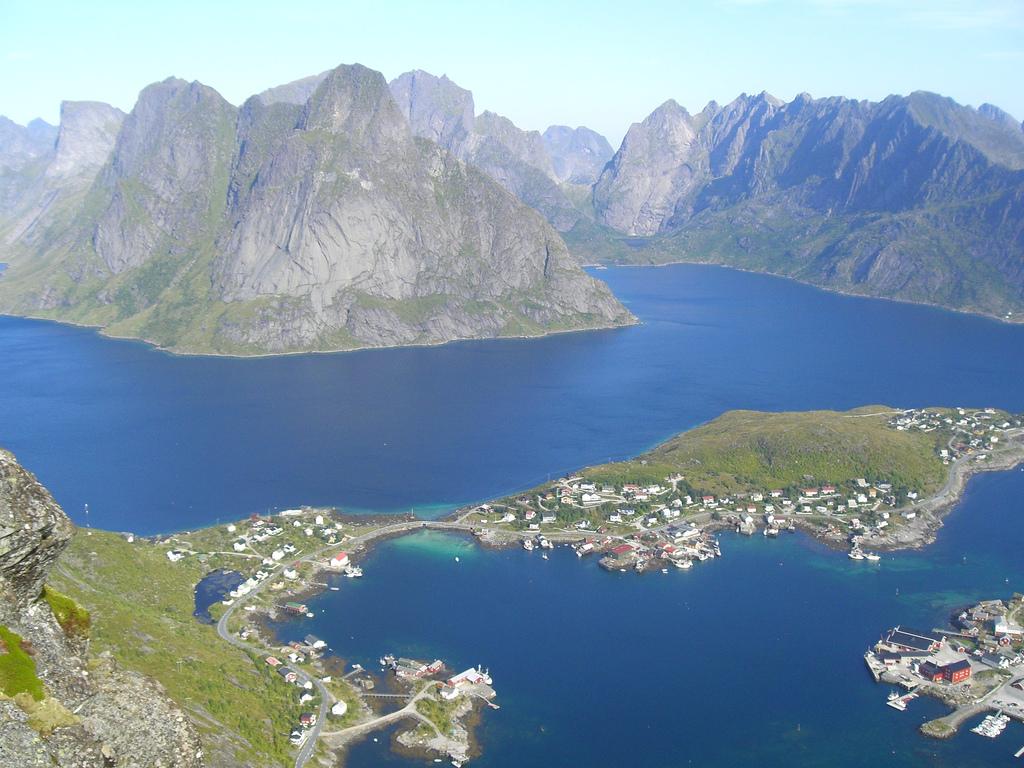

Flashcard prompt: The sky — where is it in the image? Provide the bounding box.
[2,0,1023,146]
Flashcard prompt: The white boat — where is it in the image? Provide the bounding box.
[674,559,693,570]
[344,566,363,578]
[864,552,880,562]
[848,549,865,560]
[541,553,548,560]
[661,568,669,574]
[454,556,460,563]
[522,539,534,551]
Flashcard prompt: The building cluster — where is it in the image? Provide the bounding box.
[867,610,1024,693]
[596,524,721,572]
[888,407,1020,464]
[954,597,1024,658]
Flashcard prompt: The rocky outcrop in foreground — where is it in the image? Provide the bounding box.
[0,448,204,768]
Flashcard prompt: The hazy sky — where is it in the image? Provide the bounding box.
[3,0,1022,145]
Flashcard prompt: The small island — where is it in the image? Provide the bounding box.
[36,405,1024,766]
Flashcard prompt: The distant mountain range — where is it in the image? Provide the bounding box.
[583,90,1024,319]
[2,65,1022,354]
[0,65,631,354]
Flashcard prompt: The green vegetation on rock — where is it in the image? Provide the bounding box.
[42,586,90,639]
[0,625,45,701]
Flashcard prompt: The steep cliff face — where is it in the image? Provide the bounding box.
[92,79,237,275]
[0,63,632,354]
[388,69,602,231]
[0,448,204,768]
[542,125,614,185]
[590,90,1024,318]
[1,101,124,247]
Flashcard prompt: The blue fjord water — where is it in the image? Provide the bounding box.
[3,263,1024,765]
[1,264,1023,534]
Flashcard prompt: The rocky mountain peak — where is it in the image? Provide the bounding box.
[45,100,125,179]
[389,69,475,147]
[542,125,614,185]
[300,63,407,144]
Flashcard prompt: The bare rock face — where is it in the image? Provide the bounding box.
[46,101,125,180]
[92,78,237,275]
[389,69,595,232]
[0,449,73,605]
[0,448,204,768]
[542,125,614,185]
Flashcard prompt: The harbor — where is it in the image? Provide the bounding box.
[865,594,1024,758]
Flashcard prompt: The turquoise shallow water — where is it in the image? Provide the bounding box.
[2,263,1023,533]
[276,467,1024,767]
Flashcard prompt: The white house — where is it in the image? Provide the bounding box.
[327,552,350,570]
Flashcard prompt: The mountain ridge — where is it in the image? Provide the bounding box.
[0,63,633,355]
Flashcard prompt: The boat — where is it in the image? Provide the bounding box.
[454,556,460,563]
[541,553,548,560]
[674,559,693,570]
[848,549,865,560]
[344,566,363,578]
[864,552,880,562]
[522,539,534,551]
[661,568,669,574]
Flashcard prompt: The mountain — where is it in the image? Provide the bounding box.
[0,448,204,768]
[585,90,1024,319]
[0,116,56,171]
[388,70,608,231]
[1,102,124,246]
[0,64,632,354]
[542,125,614,185]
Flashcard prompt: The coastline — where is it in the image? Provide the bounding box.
[0,308,638,361]
[595,259,1024,326]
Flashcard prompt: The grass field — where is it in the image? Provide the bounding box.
[584,406,947,498]
[49,530,303,768]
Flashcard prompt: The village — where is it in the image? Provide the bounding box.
[865,595,1024,753]
[150,506,502,766]
[463,408,1022,568]
[145,406,1023,765]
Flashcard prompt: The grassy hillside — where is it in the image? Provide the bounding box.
[584,406,948,497]
[49,530,301,768]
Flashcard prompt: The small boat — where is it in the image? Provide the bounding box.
[674,559,693,570]
[329,586,340,591]
[864,552,880,562]
[661,568,669,574]
[848,550,865,560]
[344,566,363,578]
[541,553,548,560]
[454,556,460,563]
[305,612,314,618]
[523,539,534,551]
